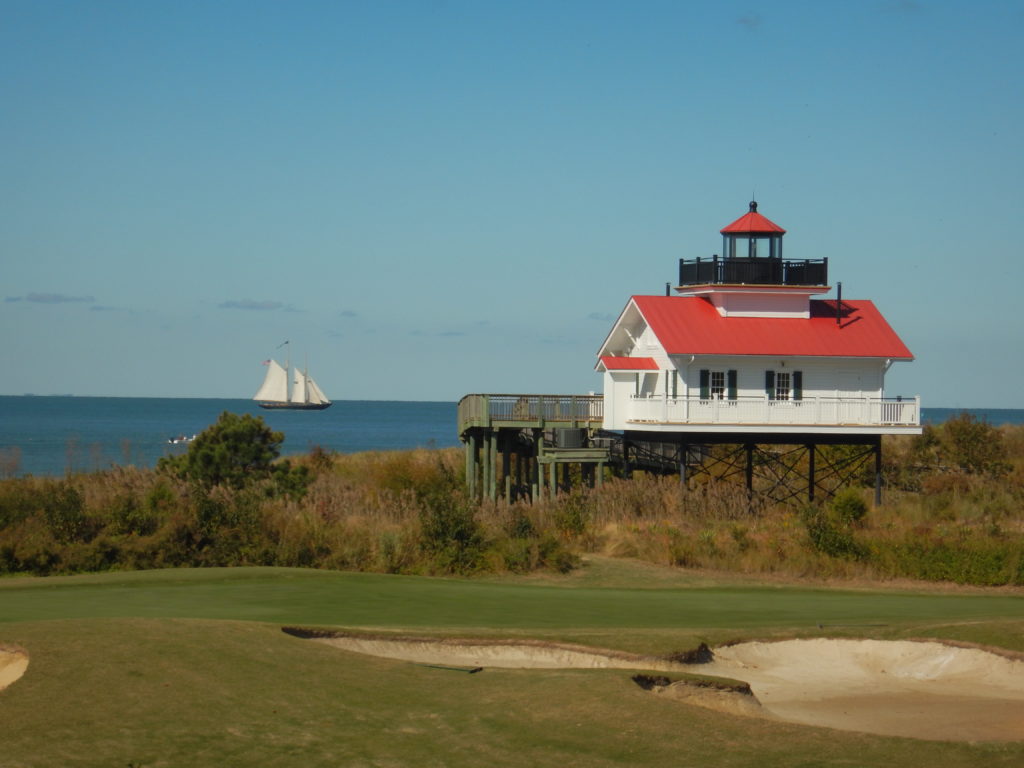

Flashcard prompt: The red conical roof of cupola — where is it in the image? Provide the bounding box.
[720,201,786,234]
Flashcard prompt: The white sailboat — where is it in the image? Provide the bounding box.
[253,347,332,410]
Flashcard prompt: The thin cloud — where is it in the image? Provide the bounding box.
[8,293,96,304]
[737,13,762,29]
[409,329,465,338]
[219,299,283,311]
[338,309,359,318]
[588,312,615,322]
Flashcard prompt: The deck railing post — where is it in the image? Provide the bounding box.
[489,431,498,501]
[465,432,477,498]
[502,438,511,504]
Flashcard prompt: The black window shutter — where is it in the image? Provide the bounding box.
[793,371,803,401]
[765,370,775,400]
[727,370,738,400]
[699,369,710,400]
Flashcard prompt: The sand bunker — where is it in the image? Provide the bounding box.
[295,631,685,672]
[703,638,1024,742]
[0,646,28,692]
[293,629,1024,742]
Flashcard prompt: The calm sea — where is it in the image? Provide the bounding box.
[0,396,1021,478]
[0,396,459,477]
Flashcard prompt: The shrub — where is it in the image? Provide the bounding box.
[913,413,1010,476]
[801,503,864,560]
[159,411,286,490]
[111,491,159,536]
[418,492,485,575]
[830,487,868,526]
[271,460,311,501]
[43,482,94,543]
[553,489,589,537]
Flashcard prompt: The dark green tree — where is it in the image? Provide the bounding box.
[159,411,286,490]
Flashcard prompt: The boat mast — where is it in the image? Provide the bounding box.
[278,340,290,401]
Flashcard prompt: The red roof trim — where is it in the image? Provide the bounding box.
[630,296,913,359]
[599,356,659,370]
[720,210,786,234]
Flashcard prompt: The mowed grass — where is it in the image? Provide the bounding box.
[2,560,1024,767]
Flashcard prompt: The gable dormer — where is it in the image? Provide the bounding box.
[676,201,829,318]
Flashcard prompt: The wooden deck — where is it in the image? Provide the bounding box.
[457,394,604,435]
[458,394,607,502]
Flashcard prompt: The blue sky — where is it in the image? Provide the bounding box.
[2,0,1022,406]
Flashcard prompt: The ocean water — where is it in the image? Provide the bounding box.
[0,396,1021,478]
[0,396,459,477]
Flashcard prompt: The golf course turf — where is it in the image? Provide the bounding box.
[2,559,1023,767]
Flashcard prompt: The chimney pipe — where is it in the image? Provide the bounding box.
[665,282,671,296]
[836,282,842,326]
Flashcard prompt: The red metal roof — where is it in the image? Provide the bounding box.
[629,296,913,359]
[720,204,786,234]
[599,356,659,371]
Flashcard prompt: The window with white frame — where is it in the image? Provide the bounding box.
[775,371,791,401]
[700,369,737,401]
[710,371,725,399]
[765,370,803,401]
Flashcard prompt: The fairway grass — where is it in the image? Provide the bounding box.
[2,561,1024,767]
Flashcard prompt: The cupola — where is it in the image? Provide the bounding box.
[676,201,831,318]
[720,200,786,260]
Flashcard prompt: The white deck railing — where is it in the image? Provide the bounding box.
[626,395,920,427]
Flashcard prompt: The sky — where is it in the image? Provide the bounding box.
[2,0,1022,407]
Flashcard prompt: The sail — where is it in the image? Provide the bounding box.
[291,368,308,404]
[253,360,288,402]
[307,376,330,405]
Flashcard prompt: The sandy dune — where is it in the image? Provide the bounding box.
[305,631,1024,742]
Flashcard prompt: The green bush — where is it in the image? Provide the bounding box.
[801,504,865,560]
[111,490,161,536]
[159,412,289,491]
[913,412,1010,476]
[871,537,1022,586]
[553,489,589,537]
[43,482,94,543]
[830,487,868,525]
[418,493,485,575]
[0,479,41,528]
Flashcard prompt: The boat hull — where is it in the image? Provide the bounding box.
[257,401,332,411]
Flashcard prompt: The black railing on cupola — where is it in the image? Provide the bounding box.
[678,256,828,287]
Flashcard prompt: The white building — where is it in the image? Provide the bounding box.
[596,202,921,438]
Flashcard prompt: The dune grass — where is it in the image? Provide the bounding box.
[2,560,1024,767]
